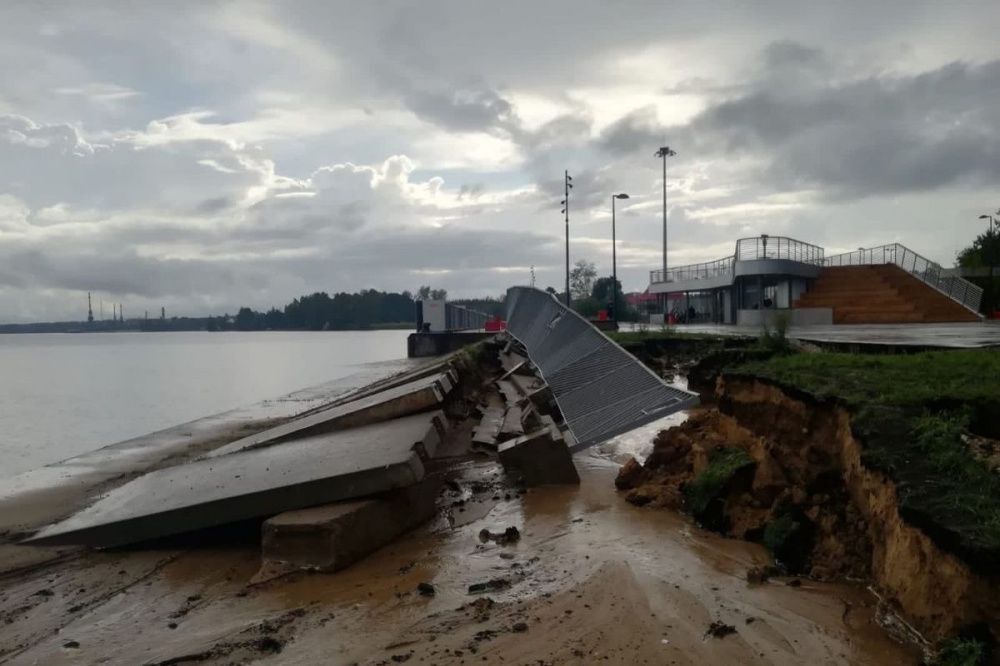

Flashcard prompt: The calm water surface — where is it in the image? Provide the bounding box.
[0,330,410,479]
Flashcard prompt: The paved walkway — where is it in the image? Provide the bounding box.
[631,322,1000,348]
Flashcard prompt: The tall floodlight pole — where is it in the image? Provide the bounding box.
[980,214,996,234]
[611,193,630,323]
[561,171,573,306]
[655,146,677,276]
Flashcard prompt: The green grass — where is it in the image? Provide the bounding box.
[734,350,1000,408]
[683,447,755,517]
[932,637,988,666]
[731,349,1000,569]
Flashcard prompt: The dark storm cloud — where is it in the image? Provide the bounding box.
[690,58,1000,197]
[404,87,519,135]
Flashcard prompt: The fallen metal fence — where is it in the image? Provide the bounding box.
[505,286,699,451]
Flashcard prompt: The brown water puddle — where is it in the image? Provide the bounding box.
[0,453,919,665]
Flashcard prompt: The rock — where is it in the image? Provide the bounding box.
[746,565,780,585]
[615,457,646,490]
[468,578,511,594]
[705,621,737,639]
[625,491,652,507]
[63,641,80,649]
[417,582,436,596]
[512,621,528,633]
[479,526,521,545]
[786,579,802,588]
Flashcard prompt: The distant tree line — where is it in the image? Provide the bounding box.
[208,286,513,332]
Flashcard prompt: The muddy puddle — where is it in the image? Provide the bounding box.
[0,447,919,665]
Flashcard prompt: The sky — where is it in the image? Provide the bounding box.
[1,1,998,322]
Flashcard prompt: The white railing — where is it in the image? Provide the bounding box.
[822,243,983,315]
[735,235,825,263]
[650,255,734,285]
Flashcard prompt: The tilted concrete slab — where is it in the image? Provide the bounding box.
[207,372,453,458]
[498,416,579,486]
[25,411,444,548]
[260,474,442,572]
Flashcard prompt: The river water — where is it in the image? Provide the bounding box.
[0,330,411,479]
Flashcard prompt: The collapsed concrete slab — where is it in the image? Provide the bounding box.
[498,416,579,486]
[25,411,447,548]
[208,372,454,458]
[260,475,442,572]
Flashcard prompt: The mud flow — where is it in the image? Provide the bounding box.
[0,448,918,665]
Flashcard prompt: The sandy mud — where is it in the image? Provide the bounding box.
[0,451,918,664]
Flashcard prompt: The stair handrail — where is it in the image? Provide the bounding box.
[820,243,984,315]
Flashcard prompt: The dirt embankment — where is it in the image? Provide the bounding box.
[617,376,1000,645]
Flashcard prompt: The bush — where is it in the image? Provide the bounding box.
[683,447,754,519]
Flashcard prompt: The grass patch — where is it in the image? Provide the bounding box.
[732,349,1000,568]
[683,447,754,517]
[734,350,1000,409]
[932,637,989,666]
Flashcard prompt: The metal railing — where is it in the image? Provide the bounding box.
[649,235,822,284]
[649,255,734,284]
[736,235,824,263]
[822,243,984,314]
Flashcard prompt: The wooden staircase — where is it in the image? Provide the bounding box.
[794,265,980,324]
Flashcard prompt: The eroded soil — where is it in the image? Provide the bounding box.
[0,454,918,665]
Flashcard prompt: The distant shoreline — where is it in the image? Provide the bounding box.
[0,322,415,334]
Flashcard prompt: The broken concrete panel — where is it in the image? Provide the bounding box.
[208,372,453,458]
[417,413,450,460]
[261,475,442,572]
[498,417,579,486]
[26,412,444,548]
[500,405,525,439]
[472,406,505,448]
[496,379,523,407]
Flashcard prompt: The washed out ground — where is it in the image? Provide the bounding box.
[0,345,923,665]
[0,454,918,664]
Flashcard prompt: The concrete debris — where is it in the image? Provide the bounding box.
[498,416,579,486]
[209,371,455,457]
[260,475,443,573]
[26,411,444,547]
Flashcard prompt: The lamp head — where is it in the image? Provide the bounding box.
[614,193,630,200]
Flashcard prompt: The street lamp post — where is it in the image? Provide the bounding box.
[980,214,996,234]
[561,171,573,306]
[611,193,630,323]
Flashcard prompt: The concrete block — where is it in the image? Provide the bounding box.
[261,475,443,572]
[498,418,579,486]
[209,372,452,457]
[26,412,444,548]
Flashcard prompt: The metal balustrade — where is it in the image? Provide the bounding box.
[735,235,825,263]
[821,243,983,314]
[647,234,982,316]
[648,235,822,284]
[649,255,734,285]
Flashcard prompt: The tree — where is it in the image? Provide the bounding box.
[569,260,597,300]
[957,221,1000,314]
[416,286,447,300]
